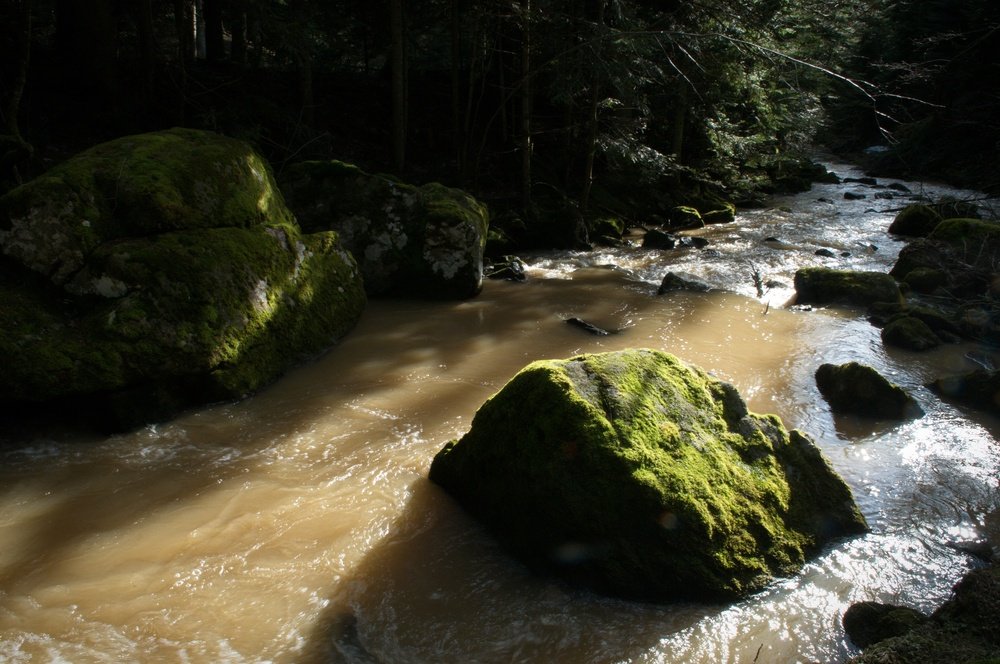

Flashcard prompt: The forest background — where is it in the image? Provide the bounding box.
[1,0,998,249]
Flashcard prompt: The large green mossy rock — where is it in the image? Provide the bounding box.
[794,267,902,308]
[0,128,365,430]
[429,349,867,601]
[280,160,489,299]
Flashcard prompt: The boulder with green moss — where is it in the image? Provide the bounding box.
[849,565,1000,664]
[793,267,902,308]
[891,218,1000,298]
[843,601,928,649]
[0,128,365,430]
[815,362,924,419]
[881,316,942,351]
[429,348,867,601]
[888,204,942,237]
[279,160,489,299]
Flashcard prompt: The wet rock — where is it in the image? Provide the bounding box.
[564,317,614,336]
[815,362,924,419]
[681,236,711,249]
[658,271,714,294]
[429,349,868,601]
[280,160,489,299]
[874,192,895,200]
[793,268,902,308]
[881,315,942,351]
[892,218,1000,300]
[814,248,837,258]
[844,192,867,200]
[0,128,366,430]
[888,182,912,193]
[642,228,678,249]
[902,266,949,294]
[485,255,527,282]
[849,565,1000,664]
[845,177,879,186]
[843,601,928,649]
[928,369,1000,414]
[888,204,942,237]
[667,205,705,230]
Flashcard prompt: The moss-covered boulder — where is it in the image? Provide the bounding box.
[0,128,365,430]
[843,601,928,649]
[881,316,942,351]
[793,268,902,308]
[667,205,705,230]
[849,565,1000,664]
[279,160,489,299]
[891,218,1000,299]
[815,362,924,419]
[429,349,867,601]
[888,204,943,237]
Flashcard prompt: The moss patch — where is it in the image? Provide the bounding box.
[280,160,489,299]
[815,362,924,419]
[429,349,867,601]
[794,267,902,308]
[0,130,365,430]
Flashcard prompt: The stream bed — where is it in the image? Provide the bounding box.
[1,160,998,663]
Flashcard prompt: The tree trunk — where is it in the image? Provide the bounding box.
[230,10,248,65]
[451,0,464,177]
[136,0,156,102]
[194,0,207,60]
[204,0,225,62]
[580,0,607,217]
[519,0,532,213]
[56,0,118,110]
[1,0,33,184]
[390,0,407,172]
[672,82,687,163]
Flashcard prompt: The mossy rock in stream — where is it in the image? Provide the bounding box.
[848,565,1000,664]
[888,204,942,237]
[0,128,366,430]
[815,362,924,420]
[429,349,868,601]
[793,267,902,308]
[279,160,489,299]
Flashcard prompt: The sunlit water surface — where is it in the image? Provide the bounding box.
[1,161,998,663]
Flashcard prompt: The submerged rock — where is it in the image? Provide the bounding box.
[815,362,924,419]
[429,349,867,601]
[280,160,489,299]
[793,268,902,308]
[0,128,365,430]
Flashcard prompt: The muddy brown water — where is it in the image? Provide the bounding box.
[2,161,998,662]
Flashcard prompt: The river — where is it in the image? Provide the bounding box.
[1,160,998,663]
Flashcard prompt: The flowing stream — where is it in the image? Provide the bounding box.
[1,160,999,663]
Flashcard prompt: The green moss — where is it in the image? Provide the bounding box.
[881,315,941,351]
[929,218,1000,246]
[889,204,943,237]
[794,267,902,308]
[0,131,366,429]
[815,362,924,419]
[429,348,866,601]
